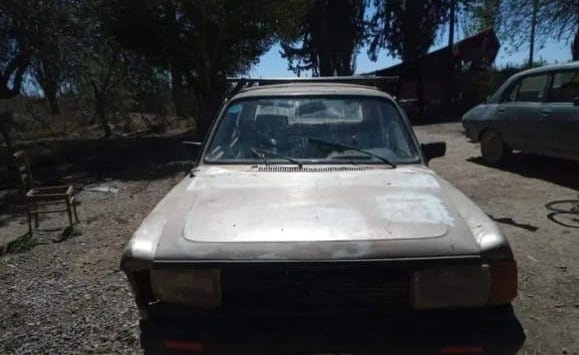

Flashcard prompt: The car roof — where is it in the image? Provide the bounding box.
[487,61,579,104]
[231,83,395,100]
[514,61,579,77]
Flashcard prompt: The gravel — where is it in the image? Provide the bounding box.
[1,122,578,354]
[0,175,182,354]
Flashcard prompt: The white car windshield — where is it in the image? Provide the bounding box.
[204,96,420,165]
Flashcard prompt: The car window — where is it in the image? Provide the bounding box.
[548,70,579,103]
[501,80,521,103]
[516,74,549,102]
[204,96,420,164]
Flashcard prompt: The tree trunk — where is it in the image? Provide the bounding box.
[45,90,60,116]
[94,94,111,137]
[0,112,14,152]
[170,59,186,117]
[417,70,425,119]
[196,91,221,140]
[167,3,186,118]
[317,1,333,76]
[38,63,61,116]
[444,0,456,108]
[573,27,579,60]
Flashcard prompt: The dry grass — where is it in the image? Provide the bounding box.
[1,96,192,146]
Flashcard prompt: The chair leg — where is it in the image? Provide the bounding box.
[72,199,79,223]
[27,211,33,237]
[34,214,39,229]
[66,200,73,228]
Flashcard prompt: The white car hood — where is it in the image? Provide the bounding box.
[182,166,455,243]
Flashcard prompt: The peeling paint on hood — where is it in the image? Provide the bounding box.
[182,167,452,243]
[149,165,484,261]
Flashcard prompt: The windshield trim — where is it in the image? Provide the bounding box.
[200,94,423,166]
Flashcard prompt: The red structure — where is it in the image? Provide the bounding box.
[369,28,501,120]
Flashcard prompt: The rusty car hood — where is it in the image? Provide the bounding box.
[141,165,487,262]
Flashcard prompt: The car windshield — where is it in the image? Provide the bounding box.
[204,96,420,165]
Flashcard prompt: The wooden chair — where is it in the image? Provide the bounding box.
[13,150,79,237]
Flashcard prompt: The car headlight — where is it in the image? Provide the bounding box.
[412,260,517,310]
[488,259,518,305]
[150,268,221,308]
[413,264,491,309]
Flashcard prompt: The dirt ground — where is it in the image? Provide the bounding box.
[418,123,579,355]
[0,122,578,354]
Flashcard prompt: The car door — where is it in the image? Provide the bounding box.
[497,73,551,152]
[544,69,579,157]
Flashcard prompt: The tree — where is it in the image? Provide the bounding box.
[0,0,29,100]
[0,0,30,150]
[368,0,451,62]
[460,0,502,37]
[368,0,451,112]
[105,0,190,117]
[501,0,579,61]
[1,0,81,116]
[26,0,78,116]
[71,0,141,138]
[281,0,368,76]
[538,0,579,60]
[108,0,301,136]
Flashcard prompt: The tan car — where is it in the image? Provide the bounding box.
[121,78,524,354]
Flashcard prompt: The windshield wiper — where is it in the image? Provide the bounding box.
[307,137,396,168]
[250,147,303,168]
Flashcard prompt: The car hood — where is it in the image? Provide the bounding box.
[146,166,485,261]
[184,169,453,242]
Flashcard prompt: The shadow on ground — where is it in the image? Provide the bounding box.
[1,131,198,241]
[467,153,579,191]
[0,130,200,189]
[0,189,26,228]
[487,214,539,232]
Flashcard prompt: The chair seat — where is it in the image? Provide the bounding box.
[13,150,79,236]
[26,185,73,202]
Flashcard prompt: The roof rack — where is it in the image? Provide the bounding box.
[226,75,399,98]
[227,76,398,85]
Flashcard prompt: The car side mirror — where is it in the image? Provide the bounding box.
[572,97,579,106]
[182,141,203,166]
[421,142,446,164]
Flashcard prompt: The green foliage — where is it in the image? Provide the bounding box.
[5,233,37,254]
[0,1,29,100]
[460,0,502,37]
[106,0,300,133]
[281,0,368,76]
[368,0,452,62]
[0,0,86,112]
[7,0,553,140]
[500,0,579,57]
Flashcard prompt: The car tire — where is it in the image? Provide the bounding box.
[480,130,512,165]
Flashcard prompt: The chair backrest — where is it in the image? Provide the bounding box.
[13,150,33,191]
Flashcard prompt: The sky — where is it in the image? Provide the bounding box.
[251,35,572,78]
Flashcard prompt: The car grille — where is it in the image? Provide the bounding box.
[221,264,410,313]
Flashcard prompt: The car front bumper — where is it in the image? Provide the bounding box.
[140,305,525,354]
